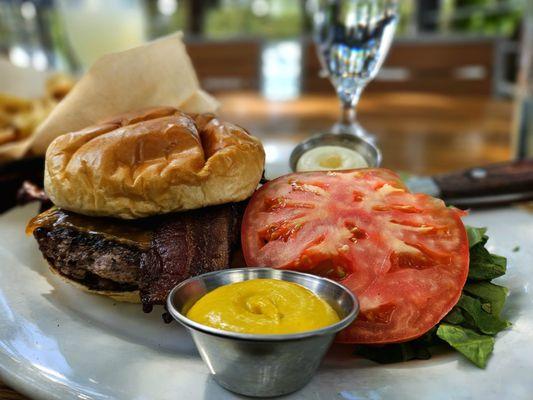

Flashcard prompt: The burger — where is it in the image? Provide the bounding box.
[26,106,265,311]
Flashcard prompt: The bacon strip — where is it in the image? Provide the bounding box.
[140,203,243,308]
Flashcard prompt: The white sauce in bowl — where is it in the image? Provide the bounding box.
[296,145,368,172]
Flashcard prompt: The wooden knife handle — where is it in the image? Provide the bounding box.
[434,159,533,200]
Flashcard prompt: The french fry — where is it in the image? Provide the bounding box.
[0,74,74,154]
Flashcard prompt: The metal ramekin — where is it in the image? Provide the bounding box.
[166,268,358,397]
[289,132,382,172]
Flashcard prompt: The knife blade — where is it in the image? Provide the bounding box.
[404,159,533,208]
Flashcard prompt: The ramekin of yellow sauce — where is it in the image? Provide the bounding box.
[166,268,358,397]
[186,278,340,335]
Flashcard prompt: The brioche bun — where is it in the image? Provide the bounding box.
[44,107,265,219]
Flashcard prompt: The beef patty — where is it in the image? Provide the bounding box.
[29,204,244,305]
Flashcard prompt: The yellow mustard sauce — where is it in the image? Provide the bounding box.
[186,278,340,334]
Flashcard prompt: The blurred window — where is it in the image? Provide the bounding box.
[262,41,302,100]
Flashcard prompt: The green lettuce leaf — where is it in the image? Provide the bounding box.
[436,324,494,368]
[463,282,508,317]
[468,242,507,280]
[443,306,465,325]
[354,342,431,364]
[466,226,487,248]
[456,294,510,335]
[354,327,438,363]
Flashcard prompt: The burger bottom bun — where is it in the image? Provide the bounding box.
[47,262,141,304]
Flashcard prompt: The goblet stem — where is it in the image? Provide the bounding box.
[340,103,357,126]
[332,85,372,140]
[338,83,364,111]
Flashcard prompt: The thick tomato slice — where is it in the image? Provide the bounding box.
[241,169,469,344]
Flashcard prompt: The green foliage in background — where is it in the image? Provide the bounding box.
[205,0,303,39]
[202,0,524,38]
[451,0,524,36]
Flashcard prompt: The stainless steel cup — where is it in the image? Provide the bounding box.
[289,132,382,172]
[166,268,358,398]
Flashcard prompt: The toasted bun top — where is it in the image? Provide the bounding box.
[44,107,265,219]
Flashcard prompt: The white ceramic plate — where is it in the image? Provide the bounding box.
[1,169,533,399]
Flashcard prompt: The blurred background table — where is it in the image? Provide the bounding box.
[218,91,512,175]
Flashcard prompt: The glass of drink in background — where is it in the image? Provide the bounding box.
[57,0,147,70]
[312,0,398,140]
